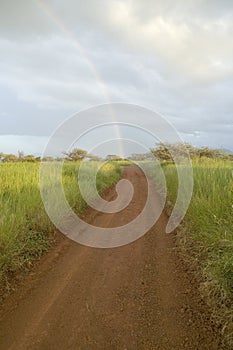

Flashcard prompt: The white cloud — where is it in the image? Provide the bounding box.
[0,0,233,152]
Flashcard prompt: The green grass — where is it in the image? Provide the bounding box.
[147,157,233,346]
[0,161,121,290]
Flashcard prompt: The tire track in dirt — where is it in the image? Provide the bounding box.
[0,166,225,349]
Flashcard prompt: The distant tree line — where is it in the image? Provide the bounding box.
[0,143,232,163]
[0,151,56,163]
[129,143,233,161]
[0,149,103,163]
[149,142,233,161]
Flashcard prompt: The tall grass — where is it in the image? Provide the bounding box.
[148,158,233,346]
[0,161,121,291]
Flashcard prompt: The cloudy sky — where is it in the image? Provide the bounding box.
[0,0,233,156]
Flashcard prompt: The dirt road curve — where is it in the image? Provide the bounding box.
[0,166,224,349]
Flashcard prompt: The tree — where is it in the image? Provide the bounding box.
[129,153,153,161]
[3,154,18,162]
[196,147,228,159]
[24,155,37,162]
[150,143,173,161]
[64,148,88,161]
[150,142,198,161]
[42,156,55,162]
[105,154,122,161]
[88,154,102,161]
[150,142,232,161]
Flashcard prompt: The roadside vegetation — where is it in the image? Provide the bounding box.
[0,143,232,346]
[146,143,233,347]
[0,160,121,294]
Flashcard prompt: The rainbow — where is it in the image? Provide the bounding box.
[34,0,125,158]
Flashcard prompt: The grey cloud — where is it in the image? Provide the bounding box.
[0,0,55,39]
[0,0,232,152]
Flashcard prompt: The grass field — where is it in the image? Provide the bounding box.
[1,157,232,344]
[0,161,121,290]
[147,158,233,345]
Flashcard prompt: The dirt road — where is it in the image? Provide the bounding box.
[0,166,224,349]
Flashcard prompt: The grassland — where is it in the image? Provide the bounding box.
[1,157,232,344]
[0,161,121,292]
[148,158,233,346]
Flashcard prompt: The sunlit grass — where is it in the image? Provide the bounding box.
[0,161,121,288]
[163,159,232,288]
[147,157,233,346]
